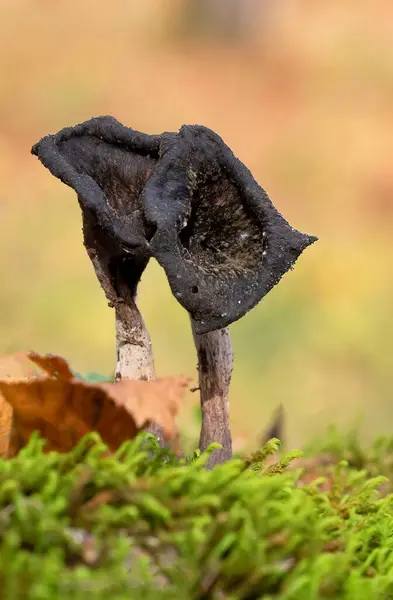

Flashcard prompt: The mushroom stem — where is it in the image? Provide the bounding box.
[114,296,165,445]
[191,321,233,468]
[114,296,155,383]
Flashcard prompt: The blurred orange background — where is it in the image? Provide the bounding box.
[1,0,392,450]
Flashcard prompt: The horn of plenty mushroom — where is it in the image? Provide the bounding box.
[31,117,164,441]
[32,116,317,464]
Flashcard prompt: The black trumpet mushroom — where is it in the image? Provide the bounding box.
[32,116,316,466]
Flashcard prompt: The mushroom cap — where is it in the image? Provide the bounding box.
[32,116,317,334]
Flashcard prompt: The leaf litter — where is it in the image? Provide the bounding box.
[0,352,189,457]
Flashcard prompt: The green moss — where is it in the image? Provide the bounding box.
[1,433,393,599]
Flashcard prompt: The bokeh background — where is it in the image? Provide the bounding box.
[1,0,392,450]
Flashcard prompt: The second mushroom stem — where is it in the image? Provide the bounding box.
[191,321,233,468]
[114,295,165,445]
[114,295,155,383]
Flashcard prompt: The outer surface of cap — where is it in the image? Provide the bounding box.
[32,117,317,334]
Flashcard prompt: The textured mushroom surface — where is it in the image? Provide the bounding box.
[32,116,316,334]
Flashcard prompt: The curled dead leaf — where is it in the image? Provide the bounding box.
[0,351,49,457]
[0,353,189,457]
[27,352,74,380]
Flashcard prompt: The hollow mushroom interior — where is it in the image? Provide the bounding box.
[58,135,158,242]
[178,173,265,279]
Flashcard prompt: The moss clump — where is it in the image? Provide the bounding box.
[1,433,393,599]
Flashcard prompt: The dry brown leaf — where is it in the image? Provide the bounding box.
[0,353,189,456]
[0,399,12,458]
[0,352,38,380]
[27,352,74,380]
[0,351,49,457]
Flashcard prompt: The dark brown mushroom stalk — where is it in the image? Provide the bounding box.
[191,324,233,467]
[32,117,317,464]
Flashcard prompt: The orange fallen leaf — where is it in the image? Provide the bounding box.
[0,351,48,457]
[0,352,38,380]
[28,352,74,380]
[0,353,189,457]
[0,399,12,458]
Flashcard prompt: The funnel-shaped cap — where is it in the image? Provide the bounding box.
[32,117,317,332]
[142,124,317,333]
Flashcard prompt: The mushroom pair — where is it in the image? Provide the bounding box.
[32,117,316,467]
